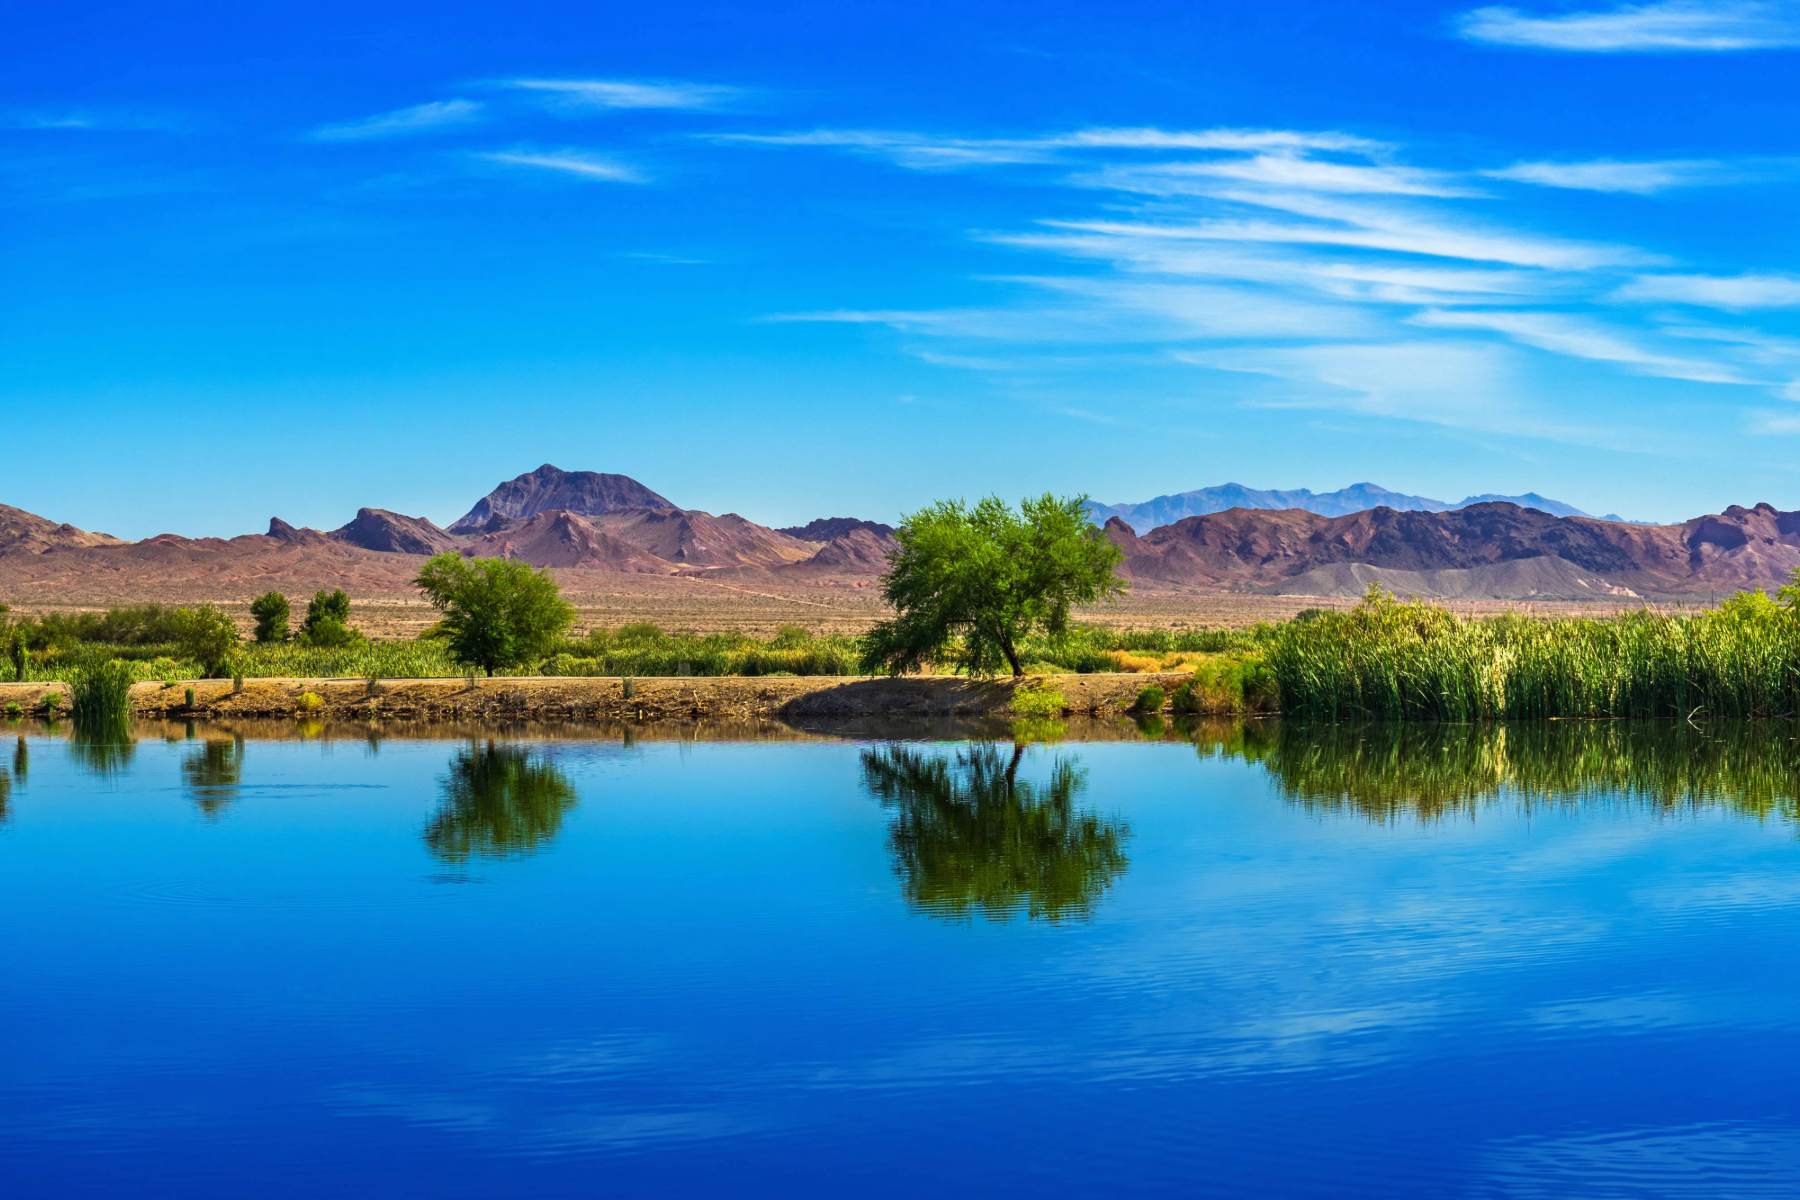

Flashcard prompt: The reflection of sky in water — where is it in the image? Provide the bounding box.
[1,727,1799,1197]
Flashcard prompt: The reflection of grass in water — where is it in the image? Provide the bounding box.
[425,742,578,862]
[69,730,136,779]
[1010,716,1067,744]
[1188,719,1800,825]
[861,743,1129,923]
[182,738,245,818]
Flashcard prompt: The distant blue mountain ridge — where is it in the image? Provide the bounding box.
[1088,483,1636,534]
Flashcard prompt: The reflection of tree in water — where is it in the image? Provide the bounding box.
[182,738,245,817]
[861,743,1130,923]
[1187,719,1800,826]
[0,736,17,824]
[425,741,578,862]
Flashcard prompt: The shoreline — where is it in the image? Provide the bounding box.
[0,672,1204,723]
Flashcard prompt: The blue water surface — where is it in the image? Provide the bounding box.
[3,724,1798,1198]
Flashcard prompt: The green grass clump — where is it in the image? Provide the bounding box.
[1266,583,1800,721]
[69,660,132,733]
[1011,682,1067,717]
[1134,685,1165,712]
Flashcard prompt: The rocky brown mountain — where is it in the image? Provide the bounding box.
[0,504,126,555]
[458,511,674,572]
[9,463,1796,604]
[776,517,896,542]
[1108,502,1800,598]
[330,508,460,556]
[449,464,675,533]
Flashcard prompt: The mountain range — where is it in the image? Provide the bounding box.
[1088,483,1632,532]
[3,466,1797,603]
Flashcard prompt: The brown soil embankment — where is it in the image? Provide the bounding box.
[0,673,1199,724]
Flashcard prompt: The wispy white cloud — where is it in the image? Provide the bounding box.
[1614,272,1800,308]
[712,126,1386,170]
[1,108,184,132]
[506,79,742,111]
[734,117,1798,438]
[1414,308,1761,383]
[1177,340,1550,434]
[1088,154,1481,197]
[1049,209,1650,272]
[1485,157,1737,193]
[1456,1,1800,52]
[477,149,646,183]
[312,99,483,142]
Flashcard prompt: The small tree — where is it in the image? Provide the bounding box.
[862,493,1126,677]
[413,553,576,676]
[298,588,360,648]
[249,592,290,643]
[174,603,241,677]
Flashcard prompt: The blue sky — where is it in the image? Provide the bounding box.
[7,0,1800,537]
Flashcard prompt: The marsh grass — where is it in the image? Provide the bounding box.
[1265,586,1800,721]
[69,659,133,735]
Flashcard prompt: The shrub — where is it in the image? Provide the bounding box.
[296,691,324,711]
[4,702,20,716]
[769,625,812,649]
[174,603,240,677]
[184,687,196,708]
[1134,685,1166,712]
[1011,681,1067,717]
[298,589,361,649]
[1169,681,1201,713]
[250,592,290,643]
[622,676,635,700]
[40,690,63,711]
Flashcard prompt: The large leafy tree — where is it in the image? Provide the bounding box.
[174,603,241,677]
[414,553,575,676]
[861,494,1125,677]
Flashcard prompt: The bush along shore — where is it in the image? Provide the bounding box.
[15,575,1800,723]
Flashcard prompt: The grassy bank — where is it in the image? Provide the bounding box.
[1263,586,1800,720]
[16,585,1800,723]
[1,611,1264,686]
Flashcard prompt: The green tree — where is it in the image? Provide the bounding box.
[861,493,1125,677]
[174,604,241,677]
[413,553,575,676]
[249,592,290,643]
[298,588,360,648]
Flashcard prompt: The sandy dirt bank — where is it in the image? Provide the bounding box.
[0,672,1202,724]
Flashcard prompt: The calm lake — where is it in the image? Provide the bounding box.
[5,719,1800,1198]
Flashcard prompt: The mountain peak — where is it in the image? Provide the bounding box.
[449,466,676,533]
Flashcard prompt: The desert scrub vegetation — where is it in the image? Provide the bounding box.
[1264,581,1800,721]
[544,624,863,678]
